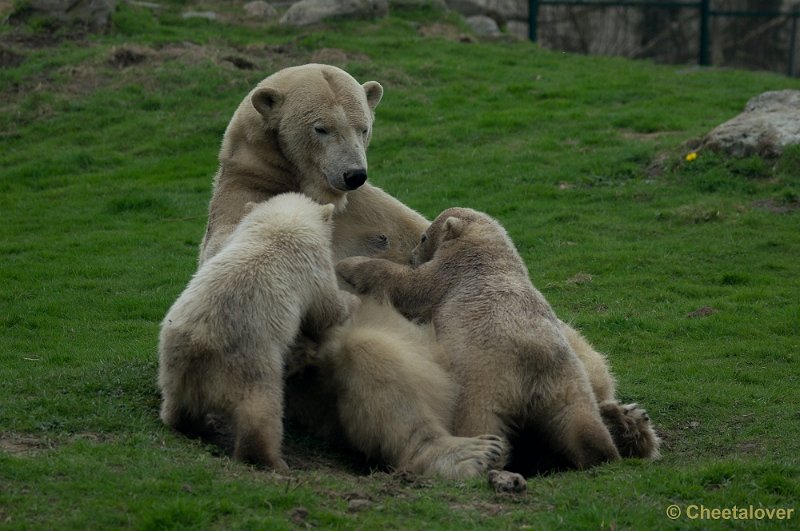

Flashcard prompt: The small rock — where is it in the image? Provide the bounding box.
[280,0,388,27]
[127,1,162,9]
[488,469,527,494]
[243,1,277,19]
[466,14,500,36]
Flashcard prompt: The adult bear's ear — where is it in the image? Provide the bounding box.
[251,87,283,119]
[443,217,465,241]
[362,81,383,112]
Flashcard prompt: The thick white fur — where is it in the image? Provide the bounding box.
[159,193,356,470]
[194,64,658,478]
[337,208,623,469]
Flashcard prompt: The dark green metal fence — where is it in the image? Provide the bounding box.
[528,0,800,76]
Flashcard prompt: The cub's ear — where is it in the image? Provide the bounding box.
[251,87,284,119]
[443,217,465,241]
[362,81,383,112]
[320,203,335,222]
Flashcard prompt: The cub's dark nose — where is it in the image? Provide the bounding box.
[343,169,367,190]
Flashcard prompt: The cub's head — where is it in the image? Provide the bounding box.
[411,207,488,266]
[250,64,383,207]
[241,193,335,238]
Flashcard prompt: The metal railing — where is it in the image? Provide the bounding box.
[528,0,800,76]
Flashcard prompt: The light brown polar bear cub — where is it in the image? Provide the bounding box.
[337,207,627,470]
[159,192,358,470]
[199,63,507,479]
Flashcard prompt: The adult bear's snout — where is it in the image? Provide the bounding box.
[343,169,367,190]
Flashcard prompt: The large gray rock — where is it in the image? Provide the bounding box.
[280,0,388,26]
[446,0,525,22]
[703,90,800,158]
[28,0,116,30]
[391,0,446,9]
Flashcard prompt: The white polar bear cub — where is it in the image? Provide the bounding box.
[158,192,358,470]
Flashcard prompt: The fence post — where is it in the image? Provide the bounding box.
[698,0,711,66]
[789,10,798,77]
[529,0,539,42]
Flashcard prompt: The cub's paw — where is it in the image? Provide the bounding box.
[409,434,509,480]
[335,257,375,294]
[600,400,661,459]
[340,292,361,323]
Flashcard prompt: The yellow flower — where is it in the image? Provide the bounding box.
[685,151,698,162]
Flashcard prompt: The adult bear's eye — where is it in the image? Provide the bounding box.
[420,234,427,244]
[314,126,329,135]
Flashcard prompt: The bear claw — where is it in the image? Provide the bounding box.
[600,400,661,460]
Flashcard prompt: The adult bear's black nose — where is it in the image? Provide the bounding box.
[343,169,367,190]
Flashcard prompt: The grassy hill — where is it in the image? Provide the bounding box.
[1,2,798,528]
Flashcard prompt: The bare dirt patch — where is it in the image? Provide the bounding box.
[418,23,473,42]
[619,129,678,142]
[0,37,314,124]
[0,45,24,67]
[310,47,370,67]
[0,433,54,456]
[0,432,116,457]
[752,198,800,214]
[108,44,153,68]
[686,306,716,318]
[566,272,593,285]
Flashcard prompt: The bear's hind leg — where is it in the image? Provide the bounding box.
[451,388,510,439]
[599,400,661,459]
[331,321,507,479]
[232,386,289,471]
[543,403,620,469]
[159,393,187,430]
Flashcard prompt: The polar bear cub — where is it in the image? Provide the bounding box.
[159,192,358,470]
[337,207,621,470]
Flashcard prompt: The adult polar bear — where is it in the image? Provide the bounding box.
[198,64,659,477]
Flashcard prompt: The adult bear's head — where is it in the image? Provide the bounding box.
[248,64,383,206]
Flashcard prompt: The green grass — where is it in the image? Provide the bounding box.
[2,1,799,528]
